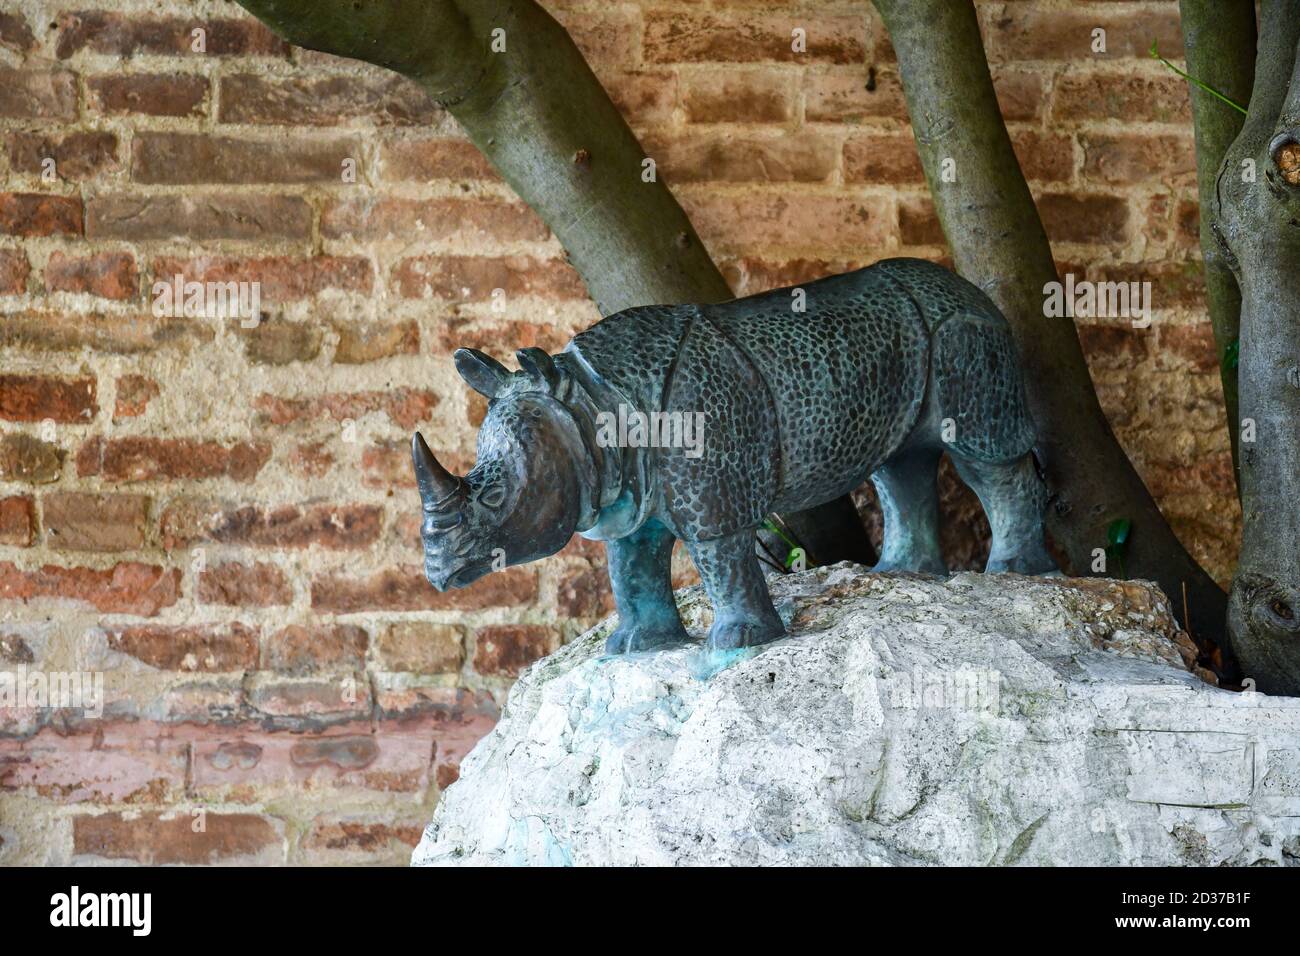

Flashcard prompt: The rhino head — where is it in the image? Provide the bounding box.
[412,347,596,591]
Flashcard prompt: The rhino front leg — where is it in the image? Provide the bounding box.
[687,530,786,651]
[604,518,690,654]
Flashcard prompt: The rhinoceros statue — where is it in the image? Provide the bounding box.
[412,257,1056,654]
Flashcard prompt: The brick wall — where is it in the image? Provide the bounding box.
[0,0,1237,864]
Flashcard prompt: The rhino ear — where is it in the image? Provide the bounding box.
[454,348,510,398]
[516,347,560,392]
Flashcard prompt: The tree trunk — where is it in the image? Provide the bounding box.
[1178,0,1256,485]
[872,0,1232,671]
[234,0,874,566]
[1214,1,1300,694]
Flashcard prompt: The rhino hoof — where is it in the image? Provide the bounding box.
[605,622,688,655]
[706,616,785,651]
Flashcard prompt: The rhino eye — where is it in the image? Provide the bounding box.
[479,483,506,509]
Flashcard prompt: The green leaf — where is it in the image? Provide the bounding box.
[1150,40,1247,115]
[1107,518,1131,547]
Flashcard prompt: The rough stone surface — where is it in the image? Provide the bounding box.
[415,566,1300,866]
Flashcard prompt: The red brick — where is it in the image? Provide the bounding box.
[56,12,288,59]
[983,7,1183,62]
[0,69,77,121]
[311,564,537,613]
[992,67,1047,123]
[234,318,323,366]
[0,374,96,423]
[86,194,312,241]
[722,257,864,297]
[0,13,35,53]
[246,680,371,720]
[197,561,293,607]
[1092,260,1205,311]
[375,621,464,674]
[1077,323,1152,369]
[682,193,893,254]
[42,492,149,551]
[473,624,557,677]
[263,624,368,674]
[219,73,438,126]
[322,197,549,243]
[73,811,282,865]
[132,132,360,185]
[552,6,639,65]
[160,500,383,551]
[76,436,270,482]
[0,496,34,547]
[5,131,120,182]
[113,375,159,419]
[643,130,838,184]
[0,249,29,294]
[557,563,614,618]
[149,254,372,302]
[45,251,137,300]
[381,138,498,182]
[87,73,209,117]
[331,320,419,364]
[0,312,212,354]
[605,71,679,126]
[287,441,334,478]
[899,198,944,246]
[254,389,437,430]
[1052,71,1191,124]
[844,134,923,184]
[0,723,189,804]
[805,68,907,123]
[681,69,796,123]
[107,623,259,671]
[0,193,83,238]
[0,434,63,484]
[1038,193,1131,244]
[392,254,586,302]
[432,316,576,355]
[301,818,423,854]
[0,561,181,616]
[644,12,866,65]
[1012,131,1075,183]
[1081,132,1195,185]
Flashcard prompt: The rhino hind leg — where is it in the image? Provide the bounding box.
[950,452,1057,575]
[604,518,690,654]
[870,446,947,575]
[686,531,785,651]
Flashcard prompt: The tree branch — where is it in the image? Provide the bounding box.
[872,0,1231,667]
[234,0,875,566]
[1178,0,1255,487]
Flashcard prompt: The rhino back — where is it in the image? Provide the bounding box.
[704,263,930,509]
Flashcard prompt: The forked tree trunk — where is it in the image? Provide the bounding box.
[1214,1,1300,694]
[872,0,1232,669]
[234,0,875,567]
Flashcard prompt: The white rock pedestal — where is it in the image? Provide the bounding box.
[413,566,1300,866]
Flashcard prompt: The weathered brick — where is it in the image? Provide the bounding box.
[288,442,334,478]
[219,73,438,126]
[0,12,35,53]
[233,318,323,366]
[1082,132,1195,185]
[56,12,288,59]
[107,623,259,672]
[300,818,423,857]
[991,67,1047,123]
[983,7,1183,62]
[899,197,944,246]
[1077,323,1152,369]
[0,312,212,354]
[42,492,149,551]
[643,130,838,184]
[246,678,371,720]
[0,69,77,121]
[1038,193,1132,244]
[557,563,614,618]
[682,193,893,254]
[380,138,498,182]
[86,73,209,117]
[0,193,83,238]
[254,389,437,430]
[391,255,586,302]
[45,251,137,300]
[0,632,34,663]
[0,561,180,616]
[311,564,537,613]
[73,811,282,865]
[264,623,368,674]
[473,624,557,677]
[113,375,159,419]
[0,724,189,804]
[332,320,419,364]
[552,6,639,65]
[0,375,96,423]
[160,500,383,551]
[681,69,795,123]
[77,436,270,482]
[87,194,312,241]
[844,134,923,184]
[432,316,576,355]
[644,12,866,65]
[1158,322,1219,373]
[0,496,34,547]
[1052,71,1191,124]
[150,254,372,301]
[198,561,293,607]
[376,621,464,674]
[5,131,120,182]
[605,70,679,126]
[0,434,63,484]
[0,249,30,294]
[322,197,548,243]
[132,132,360,185]
[805,68,907,123]
[722,256,862,297]
[1011,131,1075,183]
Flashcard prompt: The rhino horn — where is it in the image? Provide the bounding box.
[411,432,463,507]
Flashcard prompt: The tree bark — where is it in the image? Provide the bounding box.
[234,0,875,566]
[1214,1,1300,694]
[1178,0,1256,485]
[873,0,1232,670]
